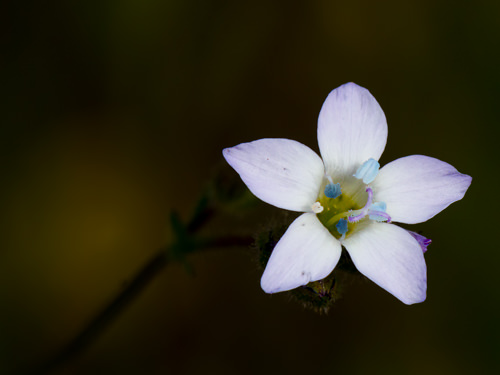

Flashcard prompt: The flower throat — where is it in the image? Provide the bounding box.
[312,158,391,241]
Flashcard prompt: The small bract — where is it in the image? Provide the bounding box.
[223,83,471,305]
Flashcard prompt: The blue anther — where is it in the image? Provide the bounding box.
[368,212,389,222]
[336,218,348,236]
[370,201,387,212]
[368,201,390,222]
[354,158,380,184]
[324,182,342,199]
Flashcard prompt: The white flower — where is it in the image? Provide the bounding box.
[223,83,471,305]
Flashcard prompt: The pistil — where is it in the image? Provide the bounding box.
[317,163,391,241]
[325,187,391,228]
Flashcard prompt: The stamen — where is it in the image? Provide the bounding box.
[365,186,374,206]
[326,210,352,227]
[336,219,348,241]
[354,158,380,184]
[368,210,391,222]
[367,201,391,222]
[347,209,366,223]
[370,201,386,211]
[311,201,324,214]
[324,187,391,235]
[324,182,341,199]
[347,187,373,223]
[345,187,391,222]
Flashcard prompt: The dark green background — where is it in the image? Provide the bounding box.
[0,1,497,374]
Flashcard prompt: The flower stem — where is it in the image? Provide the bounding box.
[32,234,253,374]
[33,248,168,374]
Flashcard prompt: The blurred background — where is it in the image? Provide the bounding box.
[0,0,498,374]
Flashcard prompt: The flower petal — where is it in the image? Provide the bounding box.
[261,213,342,293]
[318,83,388,175]
[372,155,472,224]
[343,223,427,305]
[223,139,324,212]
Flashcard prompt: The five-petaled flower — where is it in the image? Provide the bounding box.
[223,83,471,304]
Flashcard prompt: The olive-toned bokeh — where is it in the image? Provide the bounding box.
[1,1,497,374]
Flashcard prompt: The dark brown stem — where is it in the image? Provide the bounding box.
[30,235,253,375]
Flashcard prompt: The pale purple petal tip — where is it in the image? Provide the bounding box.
[372,155,472,224]
[408,231,432,253]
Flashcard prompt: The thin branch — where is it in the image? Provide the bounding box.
[33,249,169,375]
[31,234,254,374]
